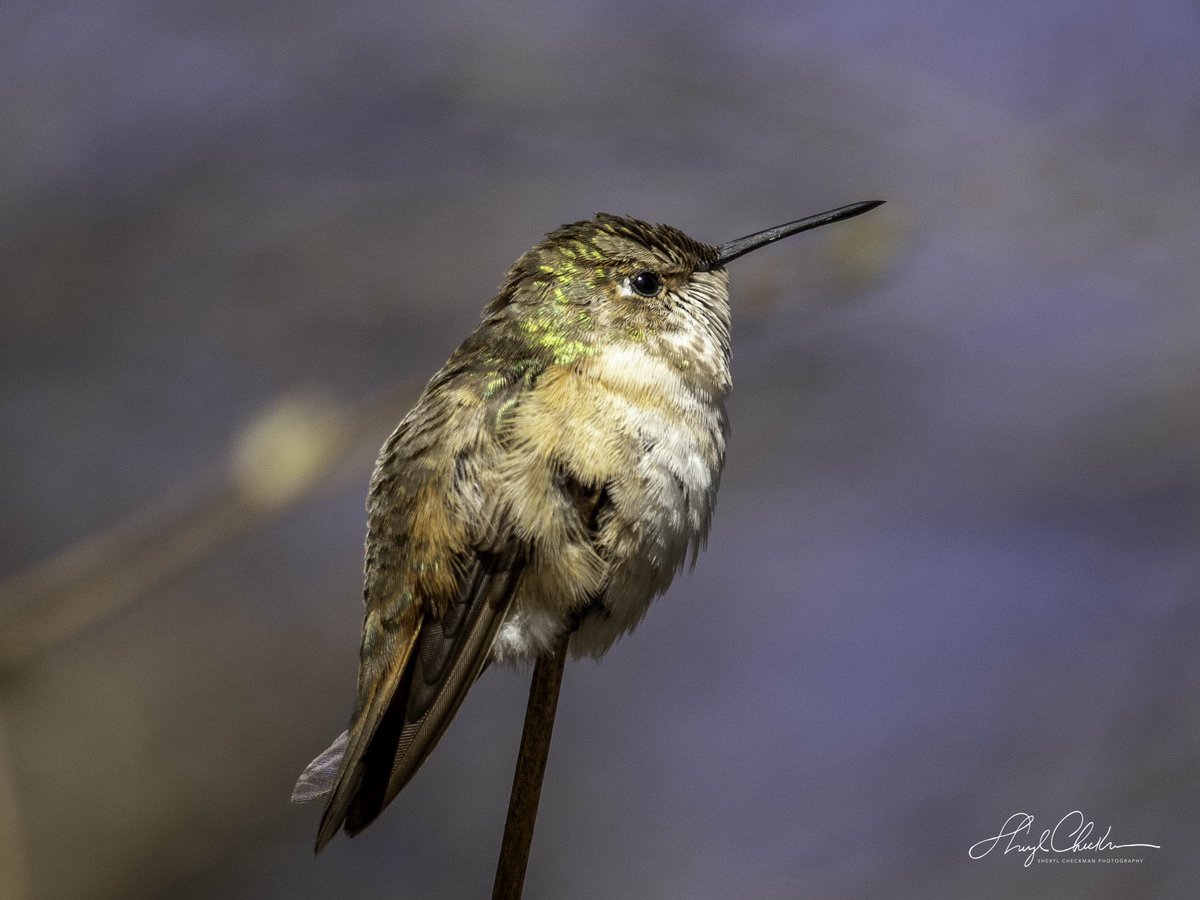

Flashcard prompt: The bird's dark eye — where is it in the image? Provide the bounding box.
[630,271,662,297]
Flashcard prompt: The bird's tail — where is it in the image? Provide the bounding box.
[291,731,349,803]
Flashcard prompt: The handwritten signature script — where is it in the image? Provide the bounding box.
[969,811,1161,867]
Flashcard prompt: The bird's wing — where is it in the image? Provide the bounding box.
[305,599,424,853]
[297,354,538,853]
[306,539,526,854]
[338,555,522,840]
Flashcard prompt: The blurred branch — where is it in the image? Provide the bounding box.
[0,381,424,671]
[0,713,31,900]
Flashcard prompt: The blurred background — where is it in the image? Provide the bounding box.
[2,0,1198,897]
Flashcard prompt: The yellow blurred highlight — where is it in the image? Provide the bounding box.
[230,393,346,510]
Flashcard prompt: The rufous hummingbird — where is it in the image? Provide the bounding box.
[293,200,885,852]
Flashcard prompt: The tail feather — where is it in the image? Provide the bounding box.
[291,731,349,803]
[301,558,522,853]
[344,569,517,834]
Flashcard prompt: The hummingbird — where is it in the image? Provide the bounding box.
[293,200,884,852]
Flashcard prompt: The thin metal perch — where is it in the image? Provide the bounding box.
[491,631,570,900]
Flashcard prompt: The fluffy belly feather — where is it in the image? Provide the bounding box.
[490,342,728,662]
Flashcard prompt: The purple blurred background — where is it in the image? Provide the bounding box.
[2,1,1198,897]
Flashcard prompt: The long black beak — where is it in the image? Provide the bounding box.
[699,200,885,271]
